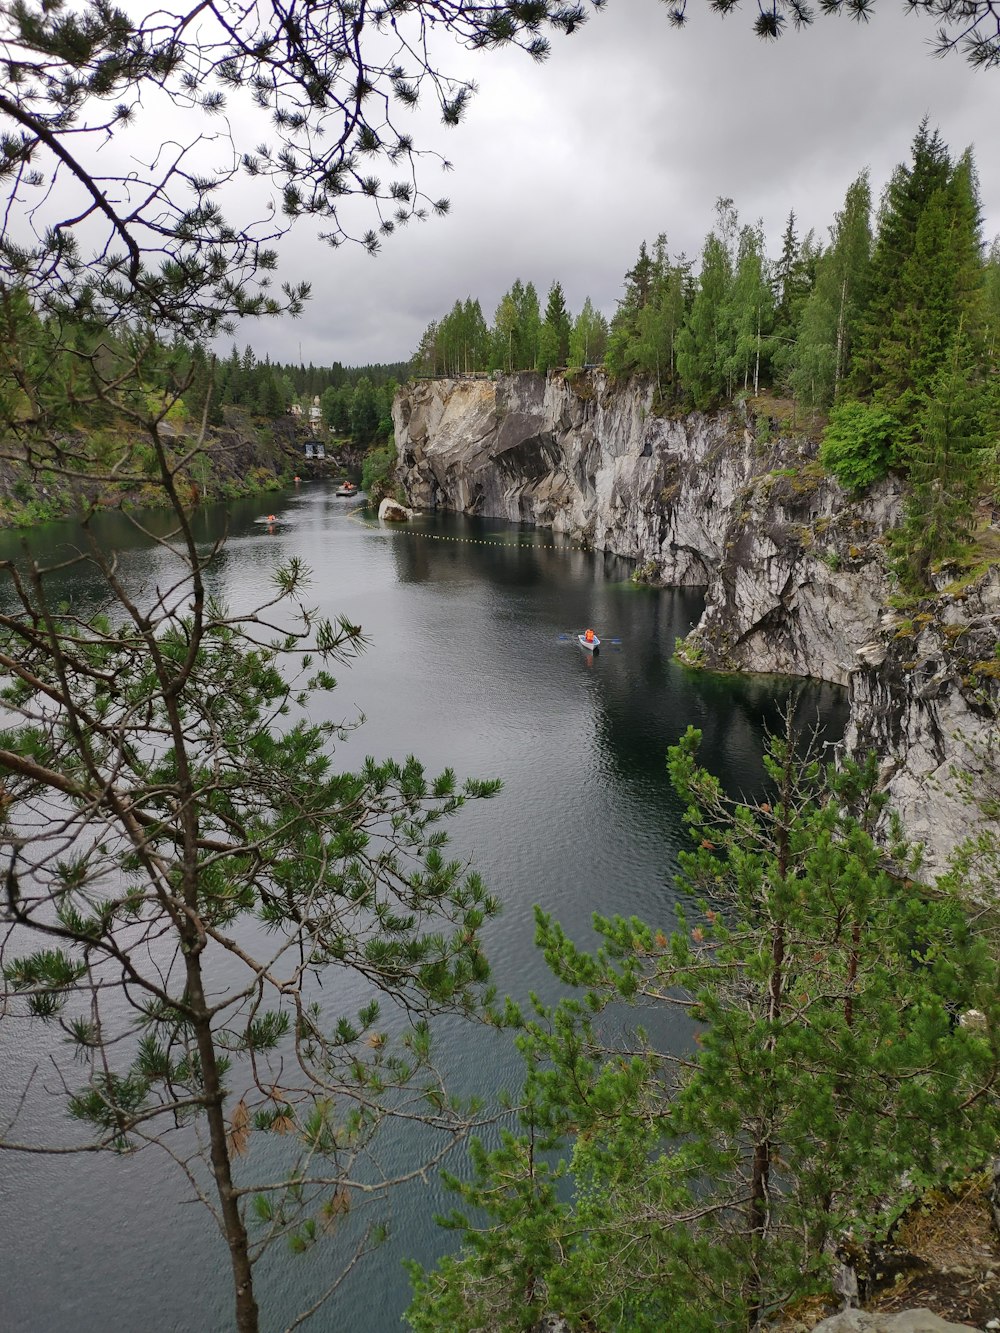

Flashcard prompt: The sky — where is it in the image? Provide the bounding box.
[227,0,1000,370]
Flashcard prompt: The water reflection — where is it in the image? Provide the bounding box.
[0,483,847,1333]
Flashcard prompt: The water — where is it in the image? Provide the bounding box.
[0,484,847,1332]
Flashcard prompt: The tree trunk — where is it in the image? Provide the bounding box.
[187,953,260,1333]
[835,276,848,398]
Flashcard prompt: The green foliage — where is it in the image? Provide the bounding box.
[788,172,872,410]
[890,336,990,589]
[848,122,986,445]
[490,279,542,373]
[819,398,899,491]
[534,320,561,374]
[349,375,380,446]
[0,429,502,1330]
[413,298,492,376]
[407,723,1000,1332]
[675,202,738,408]
[606,234,692,397]
[568,296,609,369]
[536,280,571,371]
[361,439,398,501]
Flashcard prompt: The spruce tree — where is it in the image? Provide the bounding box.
[848,121,984,445]
[676,223,733,408]
[541,280,572,365]
[604,238,661,376]
[892,334,988,588]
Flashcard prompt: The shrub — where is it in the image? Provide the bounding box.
[819,399,898,493]
[362,438,397,502]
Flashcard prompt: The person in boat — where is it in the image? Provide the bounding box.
[584,628,595,643]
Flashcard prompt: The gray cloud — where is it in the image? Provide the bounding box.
[234,2,1000,369]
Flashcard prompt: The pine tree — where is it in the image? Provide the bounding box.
[407,725,1000,1333]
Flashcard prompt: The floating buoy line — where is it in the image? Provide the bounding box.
[340,506,624,648]
[347,505,591,554]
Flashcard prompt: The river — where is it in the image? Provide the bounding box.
[0,482,846,1332]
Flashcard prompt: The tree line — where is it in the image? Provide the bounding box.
[414,120,1000,590]
[0,302,401,456]
[414,280,610,376]
[193,345,398,447]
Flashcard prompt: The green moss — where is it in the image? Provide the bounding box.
[631,559,659,585]
[673,635,704,668]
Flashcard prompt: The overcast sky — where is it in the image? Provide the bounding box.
[232,1,1000,370]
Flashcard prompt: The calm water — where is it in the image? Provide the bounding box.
[0,484,846,1332]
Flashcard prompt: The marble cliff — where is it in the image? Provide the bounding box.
[393,371,1000,874]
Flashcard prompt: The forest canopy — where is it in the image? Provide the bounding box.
[413,120,1000,588]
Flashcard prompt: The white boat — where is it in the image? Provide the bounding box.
[578,630,600,653]
[336,481,358,497]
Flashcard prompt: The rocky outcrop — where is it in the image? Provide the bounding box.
[394,372,999,873]
[845,568,1000,876]
[807,1312,978,1332]
[378,496,412,522]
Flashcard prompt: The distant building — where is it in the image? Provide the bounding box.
[309,395,322,427]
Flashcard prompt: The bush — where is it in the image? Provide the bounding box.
[819,399,898,492]
[362,439,397,502]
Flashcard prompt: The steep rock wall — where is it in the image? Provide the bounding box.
[394,372,999,871]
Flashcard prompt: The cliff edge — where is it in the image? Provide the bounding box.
[394,371,999,874]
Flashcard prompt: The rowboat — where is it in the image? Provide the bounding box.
[578,629,600,653]
[336,481,358,497]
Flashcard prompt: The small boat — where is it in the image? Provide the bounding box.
[335,481,358,497]
[578,629,600,653]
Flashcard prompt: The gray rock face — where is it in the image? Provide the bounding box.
[842,566,1000,874]
[807,1311,977,1331]
[394,372,999,873]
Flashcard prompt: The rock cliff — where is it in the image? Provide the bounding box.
[394,371,999,873]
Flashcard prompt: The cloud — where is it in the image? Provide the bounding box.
[231,1,1000,369]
